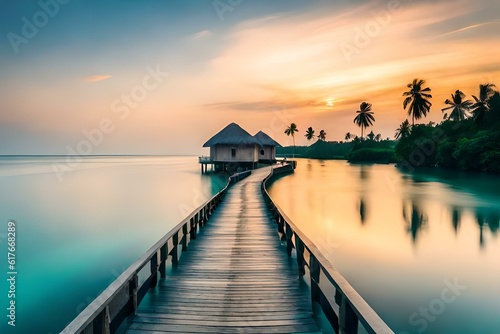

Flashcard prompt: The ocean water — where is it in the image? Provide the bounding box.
[0,156,227,333]
[268,159,500,334]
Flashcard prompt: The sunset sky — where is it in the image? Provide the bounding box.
[1,0,499,155]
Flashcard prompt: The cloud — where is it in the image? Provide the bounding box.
[84,75,112,83]
[190,30,212,40]
[204,97,325,112]
[437,21,500,38]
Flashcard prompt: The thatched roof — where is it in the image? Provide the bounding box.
[254,131,282,147]
[203,123,261,147]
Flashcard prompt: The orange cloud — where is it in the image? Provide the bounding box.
[84,75,112,83]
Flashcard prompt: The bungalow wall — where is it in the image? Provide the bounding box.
[210,144,259,162]
[259,146,276,161]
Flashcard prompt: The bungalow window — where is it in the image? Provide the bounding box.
[231,148,236,158]
[260,149,265,155]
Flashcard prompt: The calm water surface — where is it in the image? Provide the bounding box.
[268,159,500,334]
[0,156,226,333]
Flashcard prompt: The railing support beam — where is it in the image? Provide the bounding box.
[340,295,359,334]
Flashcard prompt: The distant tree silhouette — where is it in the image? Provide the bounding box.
[284,123,299,158]
[353,102,375,139]
[305,127,315,141]
[472,83,496,123]
[318,130,327,141]
[442,90,472,121]
[367,131,375,141]
[403,78,432,125]
[395,120,411,140]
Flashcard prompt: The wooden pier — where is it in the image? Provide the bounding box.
[126,166,319,333]
[62,163,393,334]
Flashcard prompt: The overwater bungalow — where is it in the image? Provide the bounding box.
[199,123,280,173]
[254,130,282,164]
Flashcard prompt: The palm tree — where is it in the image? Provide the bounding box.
[353,102,375,139]
[345,132,352,141]
[284,123,299,158]
[395,120,411,140]
[375,133,382,142]
[441,90,472,121]
[318,130,327,141]
[403,78,432,125]
[472,83,496,123]
[305,127,315,141]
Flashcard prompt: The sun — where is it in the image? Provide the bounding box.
[326,98,334,107]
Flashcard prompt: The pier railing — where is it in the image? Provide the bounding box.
[61,170,251,334]
[262,164,394,334]
[198,156,212,163]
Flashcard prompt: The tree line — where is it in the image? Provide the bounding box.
[282,78,500,172]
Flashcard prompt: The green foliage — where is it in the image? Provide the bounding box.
[352,138,395,150]
[348,139,396,163]
[453,137,483,170]
[276,146,309,157]
[452,131,500,171]
[480,150,500,172]
[306,140,353,159]
[436,139,457,168]
[347,148,397,163]
[395,125,443,167]
[395,93,500,173]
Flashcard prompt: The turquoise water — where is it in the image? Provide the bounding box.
[0,156,227,333]
[268,159,500,334]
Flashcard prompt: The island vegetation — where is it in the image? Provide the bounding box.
[278,79,500,173]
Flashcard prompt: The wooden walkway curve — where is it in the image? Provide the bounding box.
[125,167,321,333]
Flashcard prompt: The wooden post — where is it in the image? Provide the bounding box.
[277,215,285,238]
[310,255,320,304]
[194,214,199,238]
[285,223,293,257]
[199,208,205,227]
[182,223,188,251]
[295,235,306,277]
[159,244,168,278]
[190,217,196,240]
[150,253,158,288]
[101,305,111,334]
[129,274,139,315]
[339,295,359,334]
[171,232,179,266]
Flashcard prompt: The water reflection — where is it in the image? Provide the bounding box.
[402,200,428,244]
[475,208,499,249]
[358,165,370,225]
[359,198,367,225]
[451,206,462,234]
[268,159,500,333]
[307,160,313,171]
[359,164,369,180]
